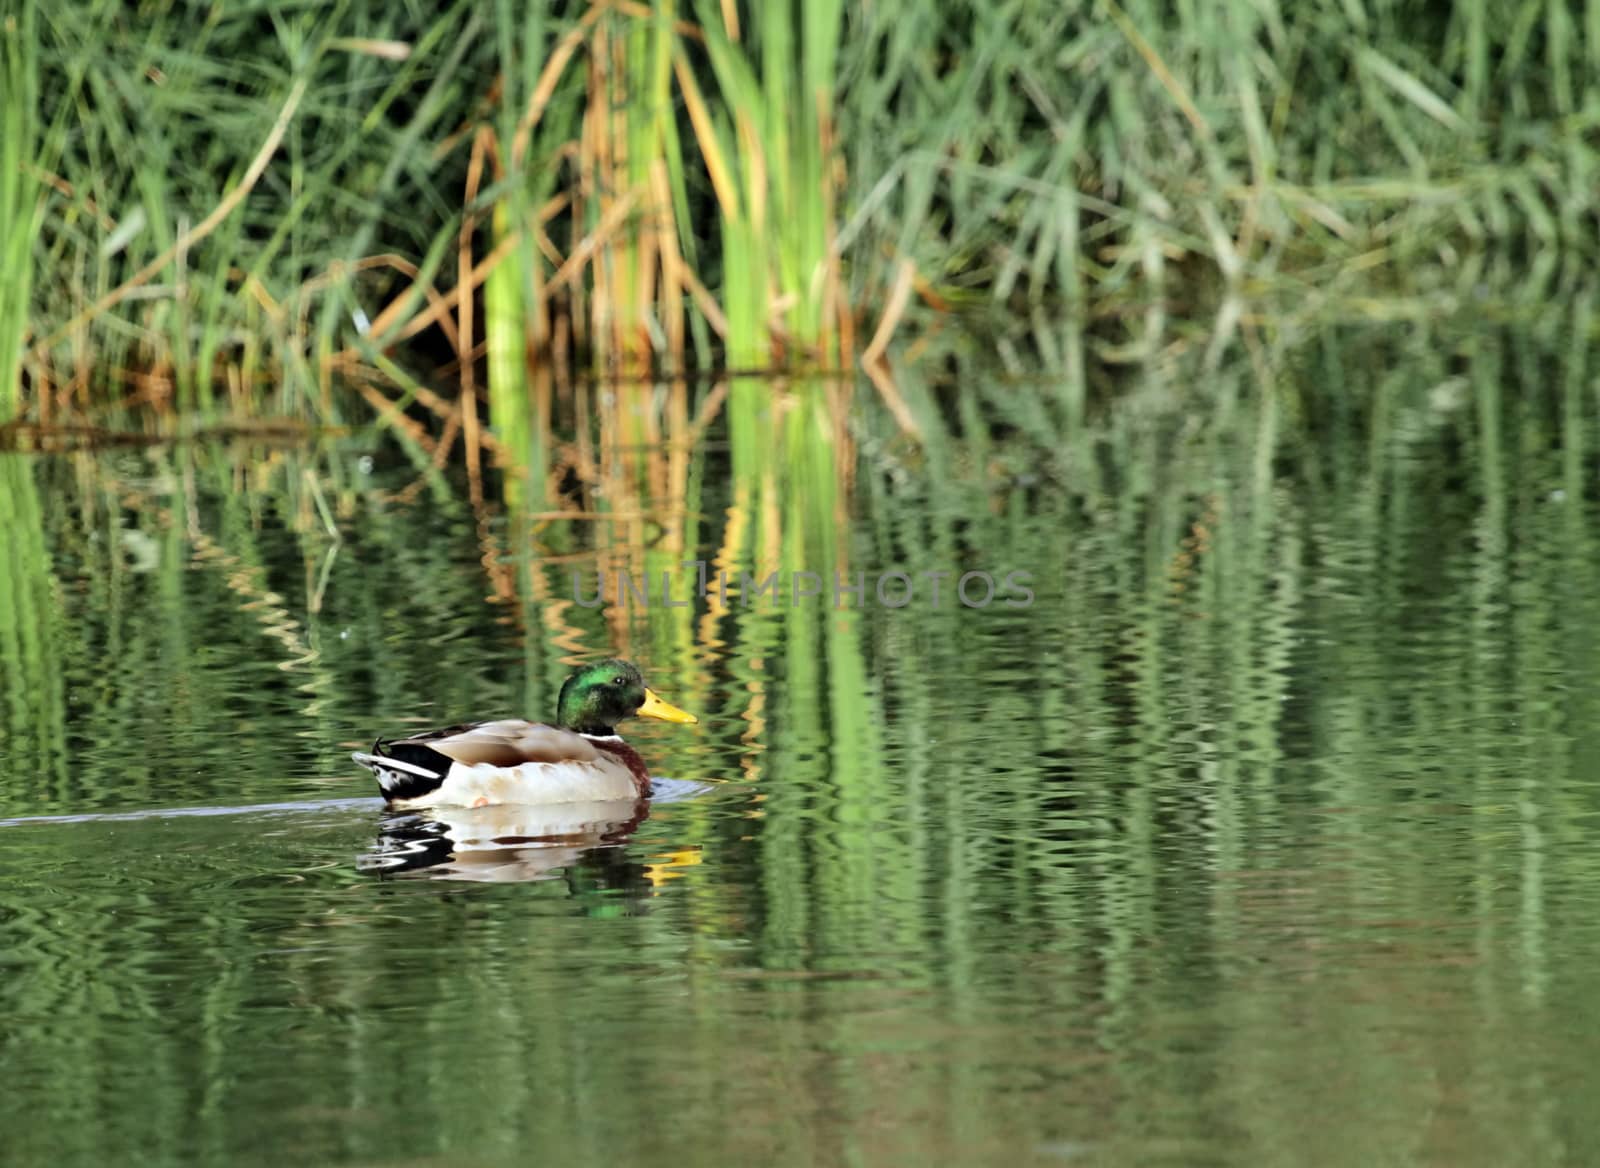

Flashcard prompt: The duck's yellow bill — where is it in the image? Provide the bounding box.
[638,688,698,724]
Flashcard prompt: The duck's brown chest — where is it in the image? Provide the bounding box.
[590,739,652,797]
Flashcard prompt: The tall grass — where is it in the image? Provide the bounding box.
[1,8,41,420]
[837,0,1600,326]
[3,0,1596,483]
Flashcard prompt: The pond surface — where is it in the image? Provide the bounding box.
[4,317,1600,1166]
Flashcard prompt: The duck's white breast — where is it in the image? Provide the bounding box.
[395,756,640,809]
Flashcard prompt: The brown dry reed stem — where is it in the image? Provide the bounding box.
[510,9,603,170]
[861,257,914,367]
[460,126,493,505]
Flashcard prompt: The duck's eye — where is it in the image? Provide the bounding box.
[612,676,627,686]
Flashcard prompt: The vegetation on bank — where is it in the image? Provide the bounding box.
[1,0,1597,489]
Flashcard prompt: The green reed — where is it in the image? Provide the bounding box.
[1,9,40,419]
[684,0,846,367]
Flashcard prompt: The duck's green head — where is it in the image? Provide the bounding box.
[555,658,698,736]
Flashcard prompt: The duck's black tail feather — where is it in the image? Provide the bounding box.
[351,740,454,803]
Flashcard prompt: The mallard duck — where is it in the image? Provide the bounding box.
[351,659,697,809]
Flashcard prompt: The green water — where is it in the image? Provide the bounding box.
[5,316,1600,1167]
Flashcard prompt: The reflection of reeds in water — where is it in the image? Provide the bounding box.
[0,457,67,800]
[9,316,1600,1163]
[188,529,334,721]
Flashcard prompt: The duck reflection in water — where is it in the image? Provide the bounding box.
[359,797,652,885]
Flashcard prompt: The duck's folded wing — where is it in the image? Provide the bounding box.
[400,720,602,767]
